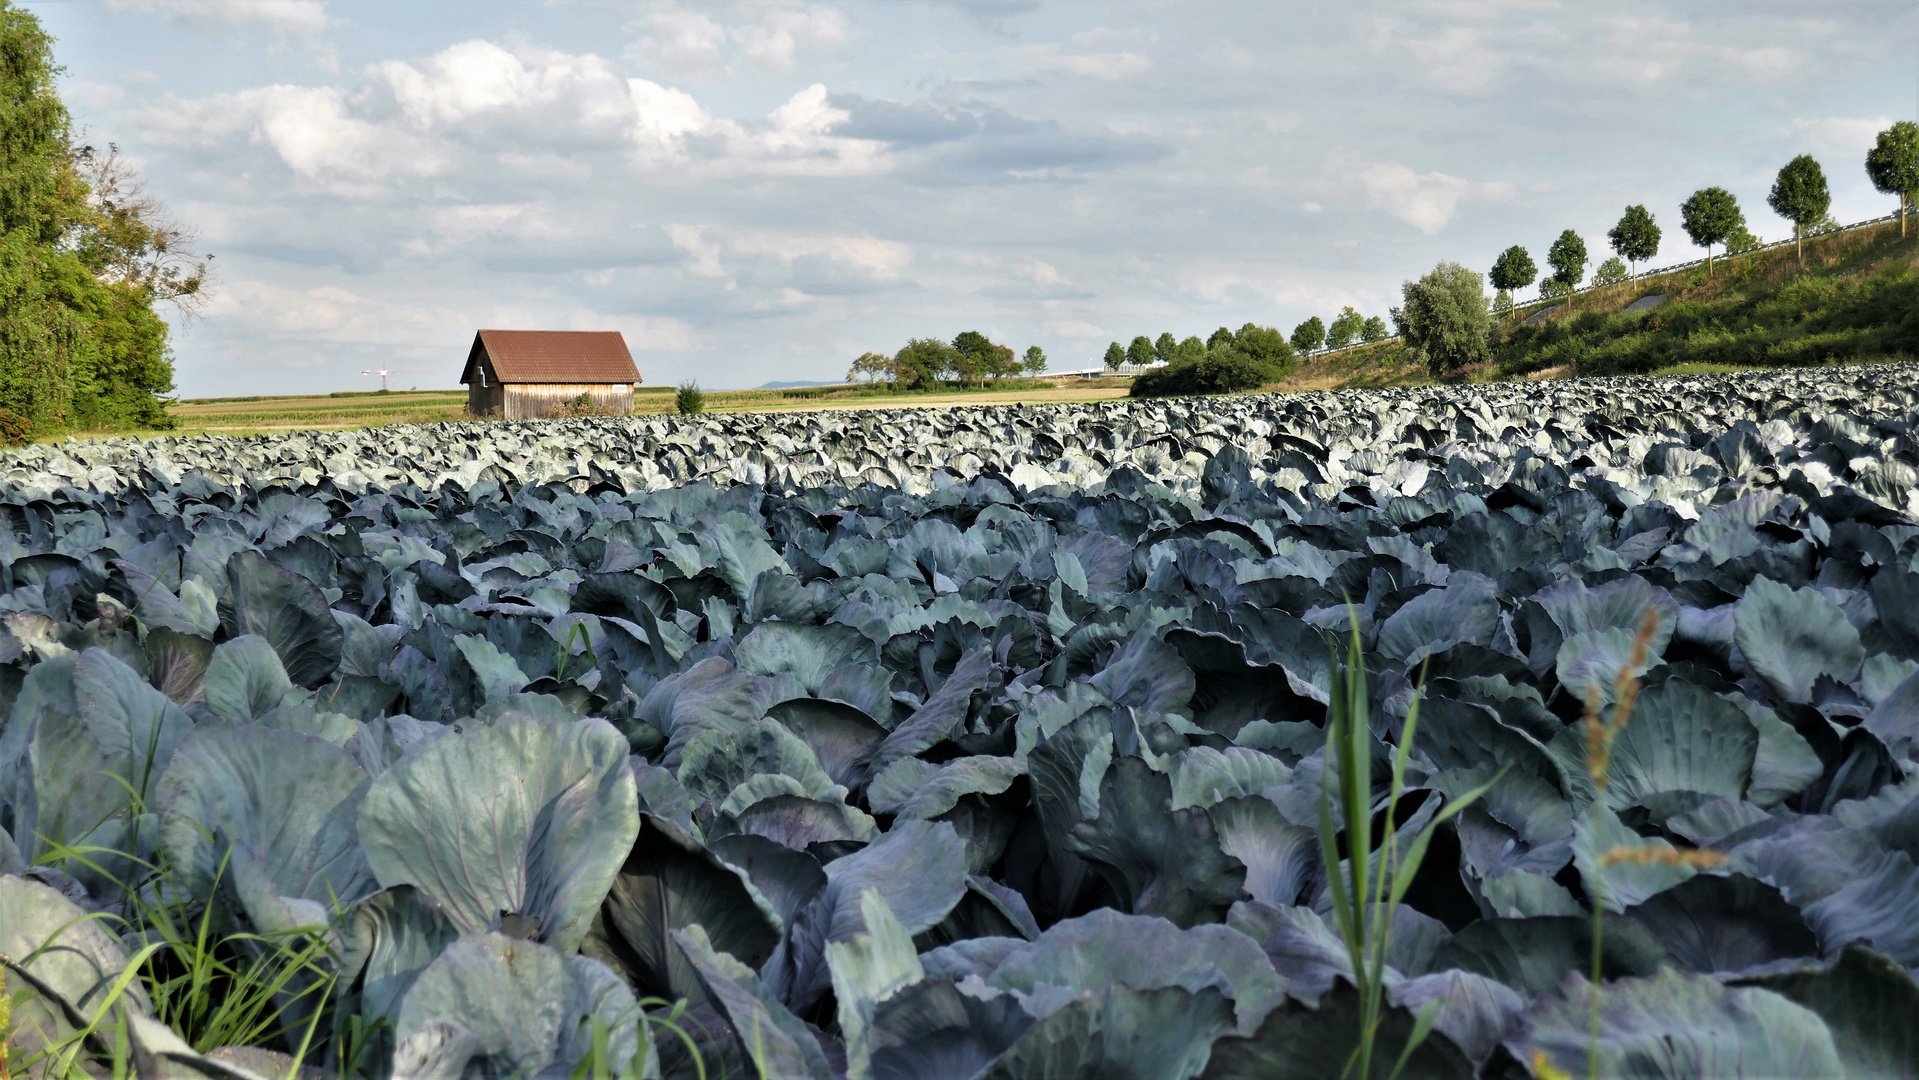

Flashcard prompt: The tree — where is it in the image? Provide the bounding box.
[1327,306,1365,349]
[1607,204,1660,277]
[1233,323,1295,372]
[0,5,196,436]
[1593,257,1628,287]
[1492,289,1513,315]
[1489,246,1536,319]
[1546,230,1588,306]
[1153,332,1176,365]
[893,338,959,389]
[1103,341,1126,371]
[1360,316,1388,342]
[845,350,893,384]
[1206,326,1235,349]
[1126,335,1155,368]
[1290,316,1325,353]
[1866,121,1919,238]
[1768,154,1830,265]
[1680,187,1744,275]
[1400,261,1491,379]
[1022,345,1046,374]
[1726,222,1763,253]
[951,330,1016,382]
[1174,335,1206,363]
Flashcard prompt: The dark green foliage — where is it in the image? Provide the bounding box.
[1174,334,1206,363]
[1129,346,1282,397]
[1128,335,1155,368]
[1154,332,1176,364]
[1609,205,1661,272]
[1866,121,1919,236]
[1021,345,1046,374]
[1401,261,1491,378]
[1206,326,1235,350]
[1770,155,1832,260]
[1490,245,1536,298]
[1681,187,1745,273]
[1289,317,1324,354]
[1593,257,1629,287]
[1359,316,1388,342]
[676,381,704,414]
[951,330,1017,382]
[894,337,961,388]
[1233,323,1295,369]
[1493,263,1919,378]
[1327,307,1365,349]
[1547,229,1588,291]
[1103,341,1125,371]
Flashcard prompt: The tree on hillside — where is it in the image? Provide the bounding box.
[1174,335,1206,363]
[1726,222,1763,253]
[1022,345,1046,374]
[1492,289,1513,316]
[1127,335,1155,368]
[1233,323,1295,372]
[1326,306,1365,349]
[1768,154,1831,266]
[1104,341,1126,371]
[1489,246,1536,319]
[1680,187,1745,275]
[0,5,200,436]
[1593,257,1628,287]
[1865,121,1919,238]
[1401,261,1491,379]
[1290,317,1325,354]
[1154,332,1176,365]
[1546,230,1588,309]
[1206,326,1235,350]
[1360,315,1388,342]
[1607,204,1661,277]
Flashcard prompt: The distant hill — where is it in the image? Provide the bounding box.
[758,379,838,389]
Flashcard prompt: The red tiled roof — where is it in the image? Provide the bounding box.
[461,330,641,385]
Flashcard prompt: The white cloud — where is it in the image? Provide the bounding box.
[735,7,850,71]
[205,280,467,347]
[631,6,728,75]
[663,224,727,278]
[1028,47,1152,79]
[1332,150,1514,234]
[404,203,593,255]
[105,0,327,35]
[1787,116,1894,155]
[727,230,911,278]
[1041,318,1105,339]
[1025,261,1066,287]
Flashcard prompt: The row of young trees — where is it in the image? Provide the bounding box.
[1402,121,1919,381]
[1486,124,1919,313]
[1286,307,1391,353]
[0,4,207,437]
[846,331,1046,388]
[1100,324,1293,372]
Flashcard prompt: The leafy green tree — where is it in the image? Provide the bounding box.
[893,337,959,389]
[1726,222,1763,253]
[1492,289,1512,315]
[1326,306,1365,349]
[951,329,1016,382]
[1233,322,1296,372]
[1127,335,1155,368]
[1592,257,1628,287]
[1546,229,1588,306]
[1538,277,1572,300]
[0,5,193,436]
[1022,345,1046,374]
[1607,204,1660,277]
[1680,187,1744,275]
[1400,261,1491,379]
[845,350,893,384]
[1359,316,1388,342]
[1489,246,1536,319]
[1153,331,1176,365]
[1174,335,1206,362]
[1103,341,1126,371]
[1290,316,1325,353]
[1768,154,1831,265]
[1206,326,1235,349]
[1866,121,1919,238]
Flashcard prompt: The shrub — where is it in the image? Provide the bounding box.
[0,408,32,446]
[1129,347,1280,397]
[1401,261,1492,379]
[676,381,705,415]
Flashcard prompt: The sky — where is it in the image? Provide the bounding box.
[30,0,1919,396]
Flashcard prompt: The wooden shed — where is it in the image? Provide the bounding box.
[460,330,642,419]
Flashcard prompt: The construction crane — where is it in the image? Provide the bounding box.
[360,364,434,392]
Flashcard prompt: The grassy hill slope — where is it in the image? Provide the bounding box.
[1278,219,1918,390]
